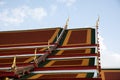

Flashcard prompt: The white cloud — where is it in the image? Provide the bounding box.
[0,1,5,6]
[99,35,120,68]
[101,51,120,68]
[98,35,107,51]
[0,9,24,26]
[57,0,76,7]
[30,8,47,20]
[0,6,47,26]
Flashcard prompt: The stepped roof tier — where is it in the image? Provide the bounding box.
[101,69,120,80]
[0,26,102,80]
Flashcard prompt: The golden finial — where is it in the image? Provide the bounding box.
[11,55,17,71]
[48,40,50,49]
[34,48,37,60]
[96,16,100,29]
[64,17,69,29]
[34,48,38,66]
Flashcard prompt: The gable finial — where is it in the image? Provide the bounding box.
[34,48,38,67]
[64,17,69,29]
[11,55,17,71]
[96,16,100,29]
[34,48,37,60]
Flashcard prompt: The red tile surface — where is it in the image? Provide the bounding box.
[105,72,120,80]
[68,30,87,44]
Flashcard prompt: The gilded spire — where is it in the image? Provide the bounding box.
[96,16,100,29]
[48,40,50,49]
[11,55,17,71]
[34,48,37,60]
[34,48,38,66]
[64,17,69,29]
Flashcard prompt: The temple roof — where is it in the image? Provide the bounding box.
[0,27,102,80]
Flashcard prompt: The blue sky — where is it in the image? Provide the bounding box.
[0,0,120,68]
